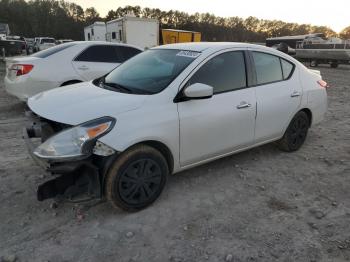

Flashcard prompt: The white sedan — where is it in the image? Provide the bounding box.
[25,42,328,211]
[4,41,142,101]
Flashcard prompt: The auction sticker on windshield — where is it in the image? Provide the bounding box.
[176,50,201,58]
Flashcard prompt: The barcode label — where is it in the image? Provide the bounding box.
[176,50,200,58]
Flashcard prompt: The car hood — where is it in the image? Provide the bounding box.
[28,81,148,125]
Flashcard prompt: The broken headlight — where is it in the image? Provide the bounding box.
[34,117,115,161]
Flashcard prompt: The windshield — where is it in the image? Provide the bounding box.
[41,38,55,44]
[102,49,199,94]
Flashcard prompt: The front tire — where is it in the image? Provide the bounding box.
[105,145,168,211]
[277,111,310,152]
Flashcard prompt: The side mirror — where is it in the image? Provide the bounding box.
[183,83,213,99]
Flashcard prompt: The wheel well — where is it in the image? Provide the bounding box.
[100,141,174,195]
[300,108,312,126]
[138,141,174,174]
[60,80,82,86]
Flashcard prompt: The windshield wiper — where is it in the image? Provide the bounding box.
[102,82,133,94]
[98,77,154,95]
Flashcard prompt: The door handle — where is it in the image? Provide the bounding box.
[291,91,301,97]
[78,66,89,71]
[236,102,251,109]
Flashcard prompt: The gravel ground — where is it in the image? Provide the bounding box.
[0,62,349,262]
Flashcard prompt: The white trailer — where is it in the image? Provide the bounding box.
[0,23,10,36]
[106,16,159,49]
[84,22,106,41]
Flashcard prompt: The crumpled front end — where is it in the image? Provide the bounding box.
[23,111,117,203]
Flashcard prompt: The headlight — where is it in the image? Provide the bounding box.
[34,117,115,161]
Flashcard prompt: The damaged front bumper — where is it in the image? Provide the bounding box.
[23,114,115,203]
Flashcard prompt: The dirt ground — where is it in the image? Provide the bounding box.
[0,61,349,262]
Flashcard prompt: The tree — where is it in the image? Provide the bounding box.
[244,16,260,32]
[106,10,118,21]
[85,7,100,24]
[310,26,336,38]
[340,26,350,39]
[0,1,342,42]
[68,3,85,22]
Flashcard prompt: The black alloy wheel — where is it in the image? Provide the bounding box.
[287,115,308,149]
[277,111,310,152]
[105,145,168,211]
[118,159,163,205]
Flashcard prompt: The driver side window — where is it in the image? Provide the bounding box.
[189,51,247,94]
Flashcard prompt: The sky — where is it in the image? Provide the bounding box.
[70,0,348,32]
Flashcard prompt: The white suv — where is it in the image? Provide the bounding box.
[25,43,328,211]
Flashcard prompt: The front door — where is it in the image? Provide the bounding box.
[178,51,256,166]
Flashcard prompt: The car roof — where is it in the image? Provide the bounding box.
[153,42,262,52]
[153,42,300,65]
[73,41,144,51]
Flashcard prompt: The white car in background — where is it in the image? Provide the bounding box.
[25,43,328,211]
[4,41,143,101]
[33,37,56,52]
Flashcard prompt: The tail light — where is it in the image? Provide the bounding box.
[11,64,34,76]
[317,80,329,88]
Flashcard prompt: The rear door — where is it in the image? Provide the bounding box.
[250,51,301,142]
[72,45,122,80]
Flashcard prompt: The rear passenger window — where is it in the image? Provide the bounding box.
[189,51,246,94]
[31,43,76,58]
[281,58,294,79]
[252,52,283,85]
[75,45,121,63]
[116,46,142,62]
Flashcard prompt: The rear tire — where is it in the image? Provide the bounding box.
[105,145,168,211]
[277,111,310,152]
